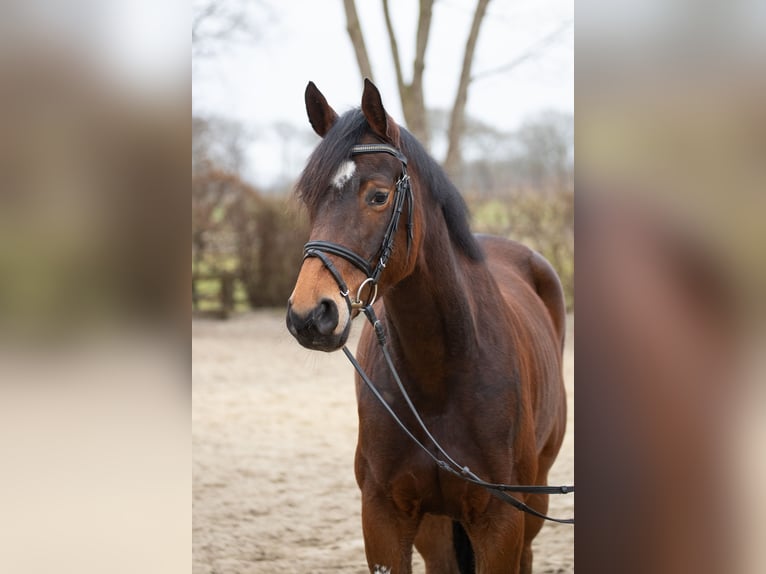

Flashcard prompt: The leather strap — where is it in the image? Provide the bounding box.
[343,304,575,524]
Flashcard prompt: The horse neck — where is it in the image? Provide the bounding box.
[382,217,490,388]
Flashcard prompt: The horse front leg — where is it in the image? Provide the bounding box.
[360,488,421,574]
[464,499,526,574]
[413,515,463,574]
[519,490,549,574]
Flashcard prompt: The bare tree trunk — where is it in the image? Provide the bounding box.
[407,0,433,146]
[382,0,405,94]
[342,0,374,81]
[382,0,433,147]
[344,0,490,158]
[444,0,491,180]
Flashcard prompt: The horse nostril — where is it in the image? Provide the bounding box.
[313,298,339,336]
[286,301,310,337]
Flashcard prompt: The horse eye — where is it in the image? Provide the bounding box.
[367,190,390,206]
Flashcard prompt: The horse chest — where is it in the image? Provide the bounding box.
[374,454,494,522]
[356,402,502,520]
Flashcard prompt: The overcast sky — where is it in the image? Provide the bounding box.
[192,0,573,188]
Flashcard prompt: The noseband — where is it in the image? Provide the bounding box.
[303,143,413,311]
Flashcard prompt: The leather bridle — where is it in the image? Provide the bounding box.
[303,143,413,313]
[300,142,574,524]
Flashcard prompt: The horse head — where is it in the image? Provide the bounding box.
[286,80,421,351]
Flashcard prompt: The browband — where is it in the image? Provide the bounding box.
[350,144,408,166]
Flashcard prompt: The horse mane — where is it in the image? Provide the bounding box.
[296,108,483,262]
[398,126,484,262]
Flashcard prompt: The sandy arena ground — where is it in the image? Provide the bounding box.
[193,309,574,573]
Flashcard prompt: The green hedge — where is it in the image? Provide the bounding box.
[470,191,574,310]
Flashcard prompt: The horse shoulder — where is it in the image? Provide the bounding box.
[475,234,566,351]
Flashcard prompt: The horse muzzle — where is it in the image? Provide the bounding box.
[286,298,350,352]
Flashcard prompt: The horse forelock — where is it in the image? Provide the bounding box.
[296,109,367,213]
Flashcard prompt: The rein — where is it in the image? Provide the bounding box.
[343,306,575,525]
[303,143,574,525]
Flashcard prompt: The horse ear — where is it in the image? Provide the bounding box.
[305,81,338,138]
[361,78,400,145]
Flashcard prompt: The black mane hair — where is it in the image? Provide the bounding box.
[296,108,483,262]
[398,123,484,262]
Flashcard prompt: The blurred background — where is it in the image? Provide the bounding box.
[0,2,189,573]
[0,0,762,572]
[577,1,766,573]
[191,0,574,316]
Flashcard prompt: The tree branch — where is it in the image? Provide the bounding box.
[472,19,572,82]
[193,0,268,60]
[411,0,433,93]
[342,0,375,81]
[382,0,405,96]
[444,0,491,177]
[399,0,434,145]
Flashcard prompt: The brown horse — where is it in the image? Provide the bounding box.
[286,79,567,574]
